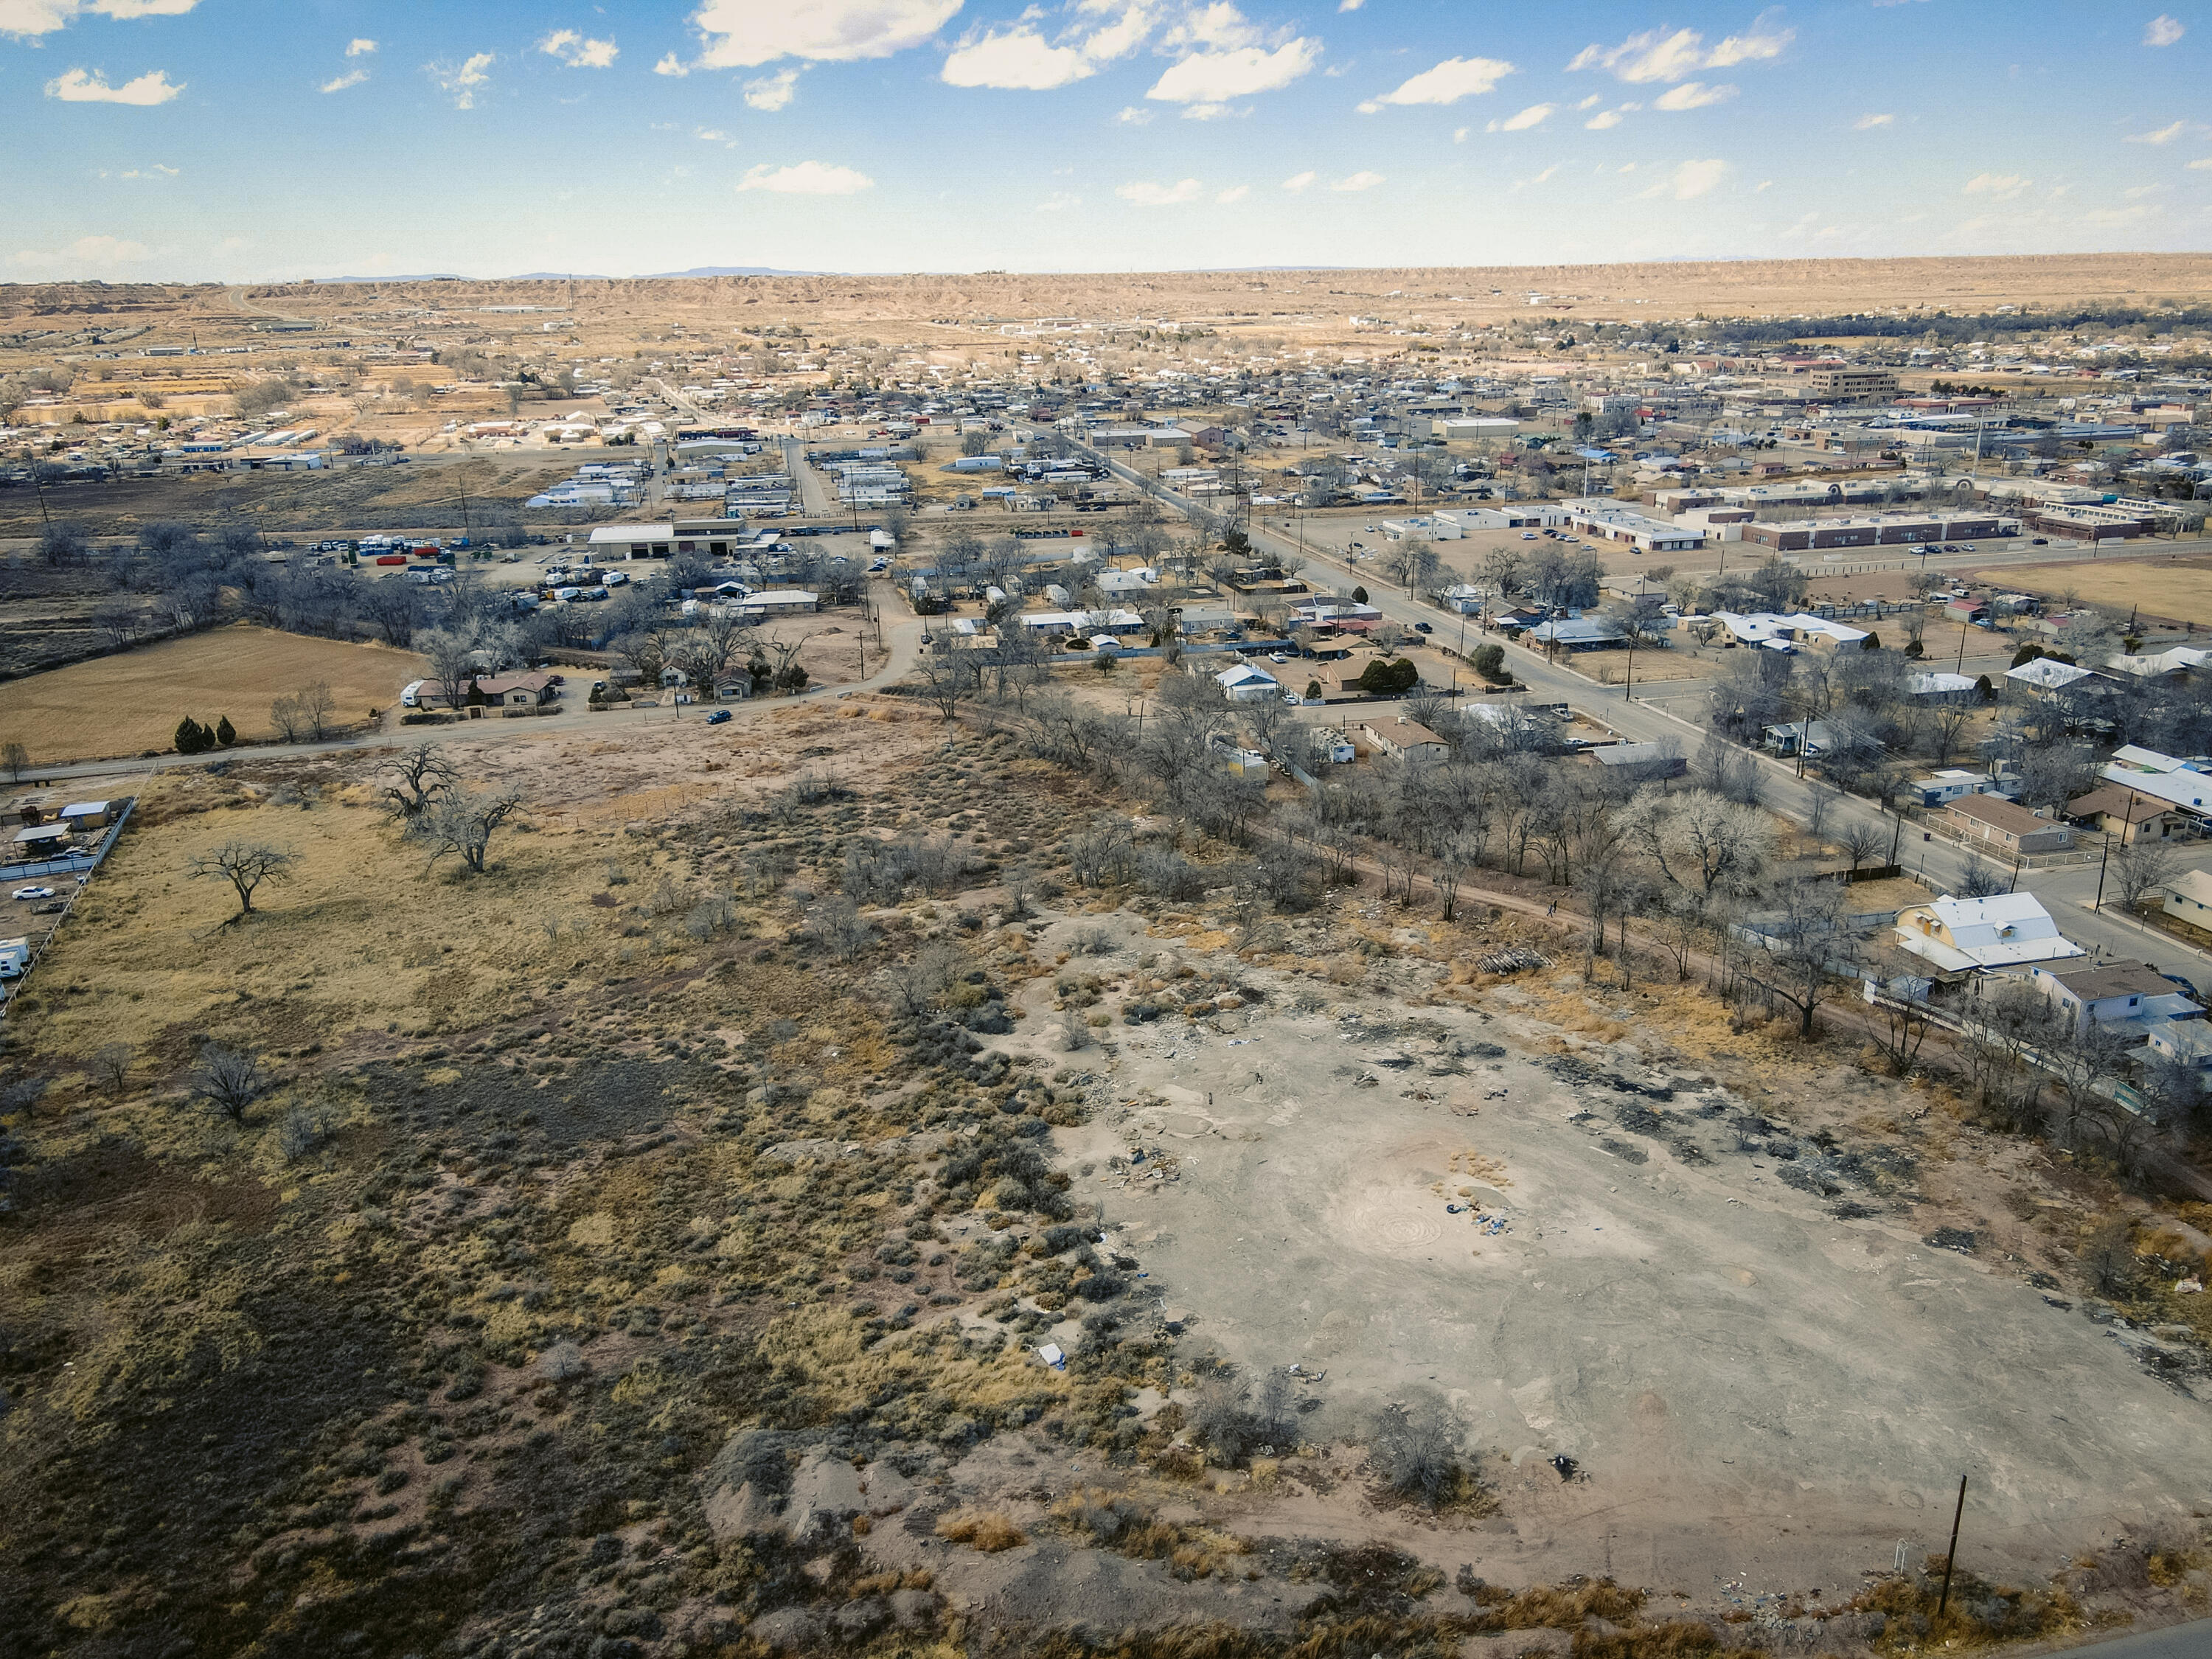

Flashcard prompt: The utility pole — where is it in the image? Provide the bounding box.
[1935,1475,1968,1619]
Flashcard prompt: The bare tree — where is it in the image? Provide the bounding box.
[417,785,524,874]
[1,740,27,782]
[187,840,297,918]
[1834,817,1888,878]
[192,1043,268,1122]
[814,896,876,962]
[1745,877,1854,1039]
[886,939,965,1017]
[1618,787,1774,900]
[2110,838,2182,915]
[1927,700,1975,766]
[91,599,145,650]
[916,648,978,721]
[414,627,479,711]
[90,1042,133,1098]
[380,742,457,821]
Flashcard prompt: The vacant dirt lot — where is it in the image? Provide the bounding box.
[1979,554,2212,630]
[3,622,427,763]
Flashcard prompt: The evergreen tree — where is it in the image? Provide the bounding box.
[174,717,206,755]
[215,714,237,747]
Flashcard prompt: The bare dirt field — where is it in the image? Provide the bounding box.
[3,622,427,763]
[995,905,2212,1604]
[1978,555,2212,630]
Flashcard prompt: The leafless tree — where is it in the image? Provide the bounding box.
[815,896,876,962]
[192,1043,268,1122]
[380,742,457,820]
[2045,1017,2132,1149]
[1744,876,1854,1039]
[417,785,524,874]
[1957,980,2053,1132]
[1,740,27,782]
[415,627,480,711]
[90,1042,133,1098]
[916,648,978,720]
[269,679,337,742]
[886,939,965,1017]
[2110,838,2182,915]
[1927,700,1975,766]
[1834,817,1888,878]
[1618,787,1774,900]
[91,599,145,650]
[187,840,297,918]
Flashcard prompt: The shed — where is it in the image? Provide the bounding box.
[12,824,69,849]
[58,801,114,830]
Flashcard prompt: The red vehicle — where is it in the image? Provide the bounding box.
[374,554,407,566]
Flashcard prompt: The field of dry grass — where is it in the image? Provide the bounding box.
[1978,554,2212,629]
[1,622,427,764]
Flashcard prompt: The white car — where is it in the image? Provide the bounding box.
[12,885,56,901]
[1521,532,1538,540]
[1268,651,1290,663]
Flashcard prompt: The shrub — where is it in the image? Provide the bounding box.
[1368,1400,1463,1508]
[935,1509,1025,1551]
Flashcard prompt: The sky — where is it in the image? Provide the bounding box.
[2,0,2208,282]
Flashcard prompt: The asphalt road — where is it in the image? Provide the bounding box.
[1085,443,2212,995]
[2052,1618,2212,1657]
[782,437,835,516]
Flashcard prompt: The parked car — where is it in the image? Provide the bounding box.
[12,886,56,901]
[1521,531,1538,540]
[1268,650,1290,663]
[706,709,733,726]
[1413,622,1433,633]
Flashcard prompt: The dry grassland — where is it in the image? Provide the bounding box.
[1977,554,2212,628]
[3,623,427,762]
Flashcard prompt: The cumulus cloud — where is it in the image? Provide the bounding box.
[1116,177,1204,205]
[1216,183,1250,203]
[738,159,874,193]
[428,52,495,109]
[1638,157,1728,199]
[1585,104,1635,129]
[1115,103,1152,123]
[653,52,689,76]
[1569,13,1790,82]
[1149,38,1319,105]
[540,29,618,69]
[1854,112,1894,129]
[2145,13,2185,46]
[320,68,369,92]
[347,37,376,56]
[1281,169,1315,191]
[1360,54,1515,113]
[1,0,195,37]
[1654,80,1733,110]
[8,233,153,271]
[45,66,184,103]
[2127,119,2189,145]
[691,0,962,69]
[1963,171,2031,198]
[1487,101,1553,131]
[745,67,800,108]
[1338,0,1361,8]
[943,27,1095,88]
[2189,156,2212,170]
[1330,169,1383,191]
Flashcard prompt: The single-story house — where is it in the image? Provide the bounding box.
[2101,746,2212,821]
[1214,663,1281,703]
[2109,646,2210,679]
[1525,615,1627,651]
[2004,656,2094,695]
[1588,742,1688,781]
[1360,716,1450,763]
[1905,671,1978,700]
[468,672,559,710]
[1892,891,2086,981]
[2029,959,2203,1040]
[2163,867,2212,931]
[1944,793,2076,854]
[2068,785,2180,845]
[2148,1018,2212,1074]
[737,589,820,616]
[1910,768,1992,810]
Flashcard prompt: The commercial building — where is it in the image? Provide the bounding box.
[1807,366,1899,400]
[1557,498,1708,554]
[1738,512,2009,552]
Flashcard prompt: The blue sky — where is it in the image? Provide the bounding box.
[3,1,2207,281]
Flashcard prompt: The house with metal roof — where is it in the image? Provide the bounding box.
[1892,892,2085,981]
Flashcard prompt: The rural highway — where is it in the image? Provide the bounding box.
[1083,441,2212,994]
[2056,1618,2212,1658]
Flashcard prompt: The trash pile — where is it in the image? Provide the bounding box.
[1478,946,1548,975]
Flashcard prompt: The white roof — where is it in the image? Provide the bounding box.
[588,524,674,543]
[1216,663,1279,687]
[2006,656,2093,690]
[1714,611,1868,647]
[2110,646,2210,677]
[60,801,110,815]
[1906,672,1976,695]
[1896,892,2086,972]
[2110,744,2191,773]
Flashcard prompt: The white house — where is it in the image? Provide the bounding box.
[2004,656,2094,695]
[2028,959,2202,1040]
[1214,662,1281,703]
[1892,892,2087,980]
[1908,768,1992,809]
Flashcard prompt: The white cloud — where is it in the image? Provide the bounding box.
[1487,101,1553,131]
[1163,3,1259,50]
[1216,183,1250,203]
[1115,104,1152,123]
[744,67,800,108]
[428,52,495,109]
[2189,157,2212,170]
[1638,157,1728,199]
[1963,171,2031,198]
[1569,13,1790,82]
[9,233,154,271]
[1281,169,1315,191]
[1854,111,1894,129]
[1753,177,1773,191]
[97,161,176,178]
[697,126,732,141]
[320,68,369,93]
[540,29,619,69]
[1584,104,1635,129]
[45,66,184,103]
[1338,0,1361,8]
[2125,183,2165,199]
[944,26,1093,88]
[1,0,196,35]
[653,52,689,76]
[1180,101,1239,119]
[1360,54,1514,112]
[1453,125,1468,142]
[1330,169,1383,191]
[1653,80,1733,110]
[739,159,874,193]
[2127,119,2190,145]
[1147,37,1318,104]
[2145,13,2185,46]
[1116,177,1203,205]
[346,37,376,57]
[692,0,962,69]
[1576,93,1601,108]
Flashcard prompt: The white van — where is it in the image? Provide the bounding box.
[400,679,425,708]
